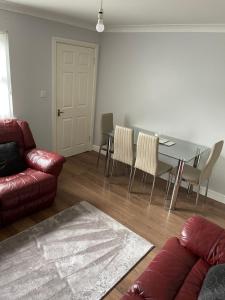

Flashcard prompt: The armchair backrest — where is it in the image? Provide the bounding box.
[0,119,36,154]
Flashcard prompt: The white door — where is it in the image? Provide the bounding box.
[56,42,95,157]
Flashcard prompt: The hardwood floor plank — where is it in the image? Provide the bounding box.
[1,150,225,299]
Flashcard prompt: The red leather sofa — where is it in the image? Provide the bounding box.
[122,216,225,300]
[0,119,65,225]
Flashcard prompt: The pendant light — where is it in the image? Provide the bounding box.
[96,0,104,32]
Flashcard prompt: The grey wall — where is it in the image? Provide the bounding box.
[0,9,99,150]
[95,32,225,197]
[0,9,224,198]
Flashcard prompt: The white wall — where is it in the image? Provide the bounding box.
[95,32,225,199]
[0,9,99,150]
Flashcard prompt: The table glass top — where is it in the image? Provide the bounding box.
[107,127,209,162]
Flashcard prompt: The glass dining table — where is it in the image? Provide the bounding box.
[104,127,209,211]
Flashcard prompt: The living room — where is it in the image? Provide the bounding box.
[0,1,225,299]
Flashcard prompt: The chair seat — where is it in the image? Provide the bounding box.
[172,164,201,184]
[157,161,173,176]
[0,168,56,210]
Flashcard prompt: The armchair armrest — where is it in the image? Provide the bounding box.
[25,149,65,177]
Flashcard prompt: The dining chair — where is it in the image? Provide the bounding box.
[97,113,114,167]
[111,125,134,188]
[167,140,224,206]
[129,132,173,203]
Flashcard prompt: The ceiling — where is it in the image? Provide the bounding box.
[1,0,225,31]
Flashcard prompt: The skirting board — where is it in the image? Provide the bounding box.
[92,144,225,205]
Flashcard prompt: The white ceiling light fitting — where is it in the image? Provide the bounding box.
[96,0,104,33]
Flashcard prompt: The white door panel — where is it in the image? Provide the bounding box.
[56,42,95,157]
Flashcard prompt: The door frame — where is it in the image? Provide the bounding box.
[52,37,99,152]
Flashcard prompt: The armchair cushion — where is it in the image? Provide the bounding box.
[0,168,56,210]
[25,149,65,177]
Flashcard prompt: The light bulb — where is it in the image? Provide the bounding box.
[96,8,104,33]
[96,19,104,32]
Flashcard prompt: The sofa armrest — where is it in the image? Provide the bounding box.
[121,237,197,300]
[25,149,65,177]
[122,283,149,300]
[122,292,144,300]
[179,216,225,265]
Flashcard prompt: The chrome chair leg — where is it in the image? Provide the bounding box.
[195,185,201,206]
[129,168,136,193]
[205,179,209,197]
[97,145,103,167]
[125,164,129,175]
[144,173,148,184]
[128,166,133,191]
[203,179,210,207]
[111,159,115,177]
[165,172,171,193]
[187,183,192,196]
[149,176,156,204]
[165,173,172,200]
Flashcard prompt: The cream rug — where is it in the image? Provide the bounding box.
[0,201,153,300]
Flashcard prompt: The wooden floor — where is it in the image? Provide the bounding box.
[1,151,225,299]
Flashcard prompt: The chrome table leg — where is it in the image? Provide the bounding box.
[169,159,185,211]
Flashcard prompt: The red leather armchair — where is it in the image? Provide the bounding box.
[0,119,65,225]
[122,216,225,300]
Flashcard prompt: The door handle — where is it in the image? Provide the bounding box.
[57,109,64,117]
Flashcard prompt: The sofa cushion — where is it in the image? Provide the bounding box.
[175,258,210,300]
[0,168,56,209]
[198,264,225,300]
[0,142,26,177]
